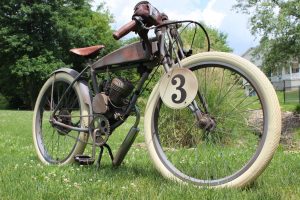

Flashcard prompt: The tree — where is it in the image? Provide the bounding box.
[233,0,300,73]
[0,0,119,109]
[179,23,232,53]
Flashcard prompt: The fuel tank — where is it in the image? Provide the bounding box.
[92,39,158,71]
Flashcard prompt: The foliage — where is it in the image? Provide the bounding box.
[294,104,300,114]
[122,36,141,45]
[233,0,300,73]
[208,27,233,52]
[0,0,119,109]
[180,23,232,53]
[0,93,8,109]
[158,67,256,147]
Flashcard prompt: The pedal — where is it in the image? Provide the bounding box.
[74,155,95,165]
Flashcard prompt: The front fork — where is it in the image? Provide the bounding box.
[159,31,216,131]
[156,28,216,131]
[161,56,216,132]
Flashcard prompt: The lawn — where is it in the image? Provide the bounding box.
[277,91,300,112]
[0,110,300,199]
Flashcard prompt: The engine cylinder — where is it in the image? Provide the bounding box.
[109,77,134,106]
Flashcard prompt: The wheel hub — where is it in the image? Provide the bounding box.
[197,114,216,132]
[55,109,72,135]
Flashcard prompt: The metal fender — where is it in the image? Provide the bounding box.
[51,68,92,115]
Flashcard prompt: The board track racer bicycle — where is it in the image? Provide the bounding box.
[33,1,281,188]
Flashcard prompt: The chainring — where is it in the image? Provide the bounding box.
[90,115,110,146]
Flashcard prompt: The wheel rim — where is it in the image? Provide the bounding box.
[153,64,266,186]
[35,79,82,164]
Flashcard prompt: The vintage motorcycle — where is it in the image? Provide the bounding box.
[32,1,281,188]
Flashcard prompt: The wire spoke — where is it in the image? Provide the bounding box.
[37,79,83,163]
[154,63,267,183]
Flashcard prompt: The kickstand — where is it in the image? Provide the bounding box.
[96,147,104,170]
[96,144,114,169]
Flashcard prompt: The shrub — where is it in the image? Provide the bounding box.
[0,93,9,109]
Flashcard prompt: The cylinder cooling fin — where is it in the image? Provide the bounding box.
[109,77,134,106]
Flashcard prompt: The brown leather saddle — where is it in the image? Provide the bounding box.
[70,45,105,58]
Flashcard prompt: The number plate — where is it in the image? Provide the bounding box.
[159,68,198,109]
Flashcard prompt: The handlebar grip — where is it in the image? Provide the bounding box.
[113,20,137,40]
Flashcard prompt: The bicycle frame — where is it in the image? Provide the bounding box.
[49,20,210,166]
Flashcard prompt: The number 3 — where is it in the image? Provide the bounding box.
[159,67,198,109]
[171,74,187,104]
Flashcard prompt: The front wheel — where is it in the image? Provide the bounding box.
[32,72,89,165]
[144,52,281,188]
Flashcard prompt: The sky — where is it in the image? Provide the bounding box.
[92,0,259,55]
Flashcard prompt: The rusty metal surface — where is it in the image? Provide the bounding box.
[51,117,89,132]
[92,93,109,114]
[92,41,157,70]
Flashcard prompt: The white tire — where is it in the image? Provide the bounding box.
[144,52,281,187]
[33,72,89,165]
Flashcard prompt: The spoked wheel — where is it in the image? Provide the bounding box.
[145,52,281,188]
[33,72,89,165]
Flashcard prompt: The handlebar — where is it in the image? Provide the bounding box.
[113,20,137,40]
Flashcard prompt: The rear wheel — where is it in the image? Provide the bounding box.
[144,52,281,187]
[33,72,89,164]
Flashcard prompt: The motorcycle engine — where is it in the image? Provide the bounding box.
[109,77,134,106]
[93,77,134,116]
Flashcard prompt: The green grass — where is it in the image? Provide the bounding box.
[277,91,300,112]
[283,89,299,102]
[0,110,300,199]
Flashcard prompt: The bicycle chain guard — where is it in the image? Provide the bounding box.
[159,68,198,109]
